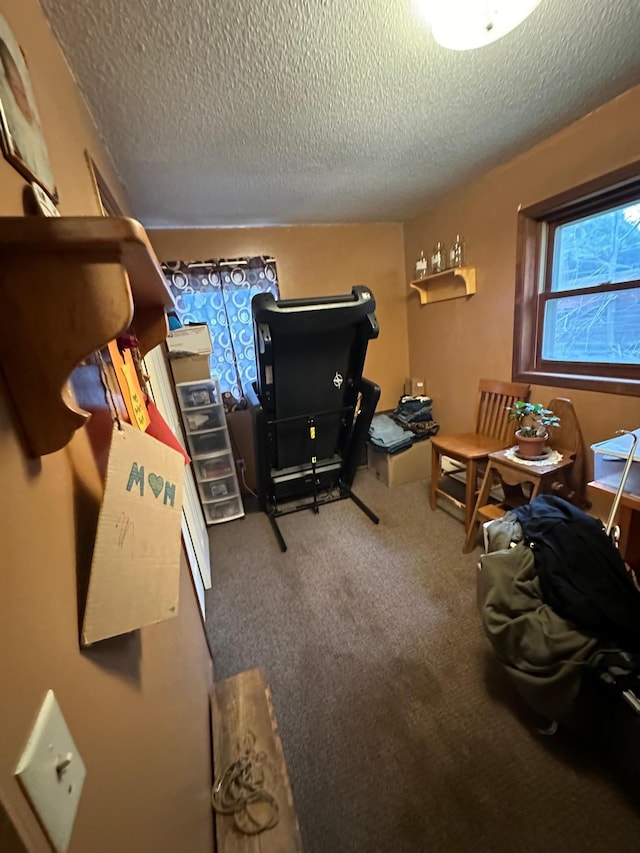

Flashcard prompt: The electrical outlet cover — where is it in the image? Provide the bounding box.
[15,690,86,853]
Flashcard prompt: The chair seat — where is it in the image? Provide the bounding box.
[431,432,511,460]
[429,378,531,535]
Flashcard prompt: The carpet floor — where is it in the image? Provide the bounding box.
[205,471,640,852]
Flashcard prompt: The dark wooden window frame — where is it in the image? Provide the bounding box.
[513,160,640,397]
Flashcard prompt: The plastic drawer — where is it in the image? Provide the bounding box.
[177,380,219,409]
[198,475,238,502]
[187,429,229,458]
[194,453,235,482]
[203,497,244,524]
[183,405,225,433]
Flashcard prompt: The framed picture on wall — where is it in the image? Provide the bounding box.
[0,13,57,200]
[85,150,123,216]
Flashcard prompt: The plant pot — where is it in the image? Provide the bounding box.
[515,430,548,458]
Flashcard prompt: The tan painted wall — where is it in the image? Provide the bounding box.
[149,224,409,411]
[0,2,213,851]
[404,85,640,494]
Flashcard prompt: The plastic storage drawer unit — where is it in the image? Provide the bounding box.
[175,377,244,524]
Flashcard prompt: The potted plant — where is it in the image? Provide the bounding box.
[507,402,561,458]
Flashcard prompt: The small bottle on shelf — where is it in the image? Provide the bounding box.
[431,242,447,274]
[450,234,465,268]
[415,250,428,280]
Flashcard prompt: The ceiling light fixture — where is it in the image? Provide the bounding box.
[414,0,543,51]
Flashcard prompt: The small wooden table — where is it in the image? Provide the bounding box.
[463,446,575,553]
[587,481,640,574]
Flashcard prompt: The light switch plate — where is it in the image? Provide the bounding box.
[15,690,86,853]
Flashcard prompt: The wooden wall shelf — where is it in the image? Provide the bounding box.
[410,266,476,305]
[0,216,175,457]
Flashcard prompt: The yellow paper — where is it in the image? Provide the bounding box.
[107,340,150,431]
[121,362,150,431]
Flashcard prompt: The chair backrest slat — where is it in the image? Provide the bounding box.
[475,379,530,439]
[546,397,588,504]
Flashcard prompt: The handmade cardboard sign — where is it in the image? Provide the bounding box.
[82,422,185,645]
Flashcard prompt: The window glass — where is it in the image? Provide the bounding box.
[551,200,640,292]
[541,288,640,364]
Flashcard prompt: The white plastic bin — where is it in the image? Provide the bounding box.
[591,428,640,497]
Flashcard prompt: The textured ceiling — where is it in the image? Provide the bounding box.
[42,0,640,227]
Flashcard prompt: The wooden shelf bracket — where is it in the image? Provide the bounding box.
[0,216,175,457]
[410,266,476,305]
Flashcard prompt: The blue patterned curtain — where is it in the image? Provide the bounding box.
[162,258,279,399]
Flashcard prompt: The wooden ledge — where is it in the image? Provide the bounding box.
[0,216,174,353]
[410,266,476,305]
[0,216,174,457]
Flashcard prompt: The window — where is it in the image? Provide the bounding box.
[162,257,279,400]
[513,161,640,396]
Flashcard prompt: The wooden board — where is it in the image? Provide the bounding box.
[0,216,174,356]
[409,266,476,304]
[0,216,173,306]
[211,668,303,853]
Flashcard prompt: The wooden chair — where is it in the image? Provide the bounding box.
[542,397,589,507]
[496,397,588,510]
[462,397,588,552]
[429,378,531,532]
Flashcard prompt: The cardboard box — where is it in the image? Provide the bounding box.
[83,423,184,644]
[404,377,426,397]
[226,409,257,495]
[367,440,431,487]
[166,323,213,355]
[170,354,211,384]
